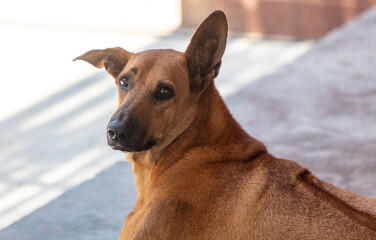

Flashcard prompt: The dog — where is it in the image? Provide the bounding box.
[74,10,376,240]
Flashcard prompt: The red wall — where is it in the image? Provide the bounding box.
[182,0,376,39]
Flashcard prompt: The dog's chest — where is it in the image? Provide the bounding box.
[120,175,266,239]
[120,158,269,239]
[121,198,243,239]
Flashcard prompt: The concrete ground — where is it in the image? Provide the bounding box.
[1,6,376,240]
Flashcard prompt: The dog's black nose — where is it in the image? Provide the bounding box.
[107,120,122,143]
[107,129,116,141]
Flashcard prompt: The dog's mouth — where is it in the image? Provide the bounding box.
[110,145,130,152]
[108,140,157,153]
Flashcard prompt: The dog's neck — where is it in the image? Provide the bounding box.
[127,82,266,198]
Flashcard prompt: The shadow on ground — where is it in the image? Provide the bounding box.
[0,72,125,230]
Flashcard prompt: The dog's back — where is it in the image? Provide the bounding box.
[247,156,376,239]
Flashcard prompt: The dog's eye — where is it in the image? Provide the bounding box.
[119,76,131,90]
[155,87,174,101]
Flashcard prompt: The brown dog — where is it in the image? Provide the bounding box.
[74,10,376,240]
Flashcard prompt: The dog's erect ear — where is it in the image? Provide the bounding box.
[185,10,228,91]
[73,47,134,79]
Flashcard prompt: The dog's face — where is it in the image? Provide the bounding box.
[106,49,198,152]
[74,11,227,152]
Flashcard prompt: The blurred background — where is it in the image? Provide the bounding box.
[1,0,376,237]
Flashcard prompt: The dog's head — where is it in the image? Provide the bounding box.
[74,10,227,152]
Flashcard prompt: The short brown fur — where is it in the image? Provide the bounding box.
[74,10,376,240]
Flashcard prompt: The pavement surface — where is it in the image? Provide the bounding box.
[1,6,376,240]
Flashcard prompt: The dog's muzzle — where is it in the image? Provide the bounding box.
[106,117,156,152]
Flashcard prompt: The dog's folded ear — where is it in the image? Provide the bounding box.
[185,10,228,92]
[73,47,134,79]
